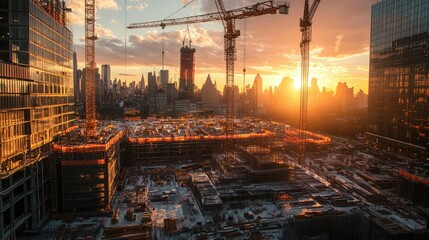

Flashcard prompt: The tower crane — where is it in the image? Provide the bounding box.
[299,0,320,165]
[85,0,98,139]
[128,0,289,144]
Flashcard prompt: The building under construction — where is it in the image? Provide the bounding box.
[0,0,74,239]
[52,123,124,213]
[178,45,196,100]
[121,118,283,166]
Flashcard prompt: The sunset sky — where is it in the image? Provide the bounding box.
[66,0,376,93]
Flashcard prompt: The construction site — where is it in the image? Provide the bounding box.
[2,0,426,239]
[36,107,425,239]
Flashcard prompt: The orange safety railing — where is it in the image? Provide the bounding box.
[399,169,429,187]
[53,131,124,153]
[283,129,331,144]
[128,131,275,144]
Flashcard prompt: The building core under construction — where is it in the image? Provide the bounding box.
[178,46,196,100]
[52,123,124,213]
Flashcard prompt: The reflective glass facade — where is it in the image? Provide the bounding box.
[368,0,429,159]
[0,0,73,238]
[0,0,73,170]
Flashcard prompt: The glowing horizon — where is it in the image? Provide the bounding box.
[68,0,374,94]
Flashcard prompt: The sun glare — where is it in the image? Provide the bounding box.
[294,78,301,89]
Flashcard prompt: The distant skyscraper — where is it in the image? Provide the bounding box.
[368,0,429,159]
[73,51,79,102]
[179,46,196,99]
[355,89,368,109]
[160,69,169,90]
[77,69,83,101]
[101,64,110,101]
[140,73,145,91]
[0,1,73,238]
[309,77,321,101]
[335,82,354,111]
[156,90,168,113]
[252,74,263,110]
[167,82,178,105]
[201,74,221,112]
[148,72,157,113]
[223,85,240,114]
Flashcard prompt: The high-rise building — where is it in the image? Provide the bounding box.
[179,46,195,99]
[223,85,240,114]
[140,73,145,91]
[148,72,157,114]
[0,0,73,238]
[309,77,321,102]
[73,51,79,102]
[160,69,169,90]
[252,74,264,114]
[368,0,429,159]
[82,68,101,109]
[335,82,355,111]
[156,90,168,113]
[355,89,368,110]
[201,74,221,112]
[101,64,110,101]
[167,82,178,106]
[77,68,83,101]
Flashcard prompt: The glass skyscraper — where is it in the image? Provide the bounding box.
[0,0,73,238]
[368,0,429,159]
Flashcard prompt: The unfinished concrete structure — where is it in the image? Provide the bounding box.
[53,124,124,213]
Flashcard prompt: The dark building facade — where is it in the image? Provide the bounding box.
[53,130,123,213]
[148,71,157,114]
[368,0,429,159]
[0,0,73,238]
[179,46,195,100]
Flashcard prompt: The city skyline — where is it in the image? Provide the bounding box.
[0,1,428,239]
[67,0,376,93]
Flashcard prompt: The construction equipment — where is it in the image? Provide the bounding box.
[214,0,237,141]
[299,0,320,165]
[85,0,98,138]
[128,0,289,145]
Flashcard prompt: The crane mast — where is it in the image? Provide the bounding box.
[299,0,320,165]
[85,0,98,139]
[128,0,289,146]
[214,0,239,142]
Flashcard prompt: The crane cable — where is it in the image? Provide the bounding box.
[163,0,196,20]
[161,0,195,71]
[162,28,165,70]
[243,18,246,93]
[124,0,127,83]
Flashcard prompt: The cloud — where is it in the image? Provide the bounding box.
[110,19,118,24]
[97,0,119,10]
[96,24,116,38]
[119,73,137,76]
[65,0,120,26]
[334,35,343,53]
[72,0,378,93]
[136,2,149,11]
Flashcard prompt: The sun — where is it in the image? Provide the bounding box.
[294,78,301,89]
